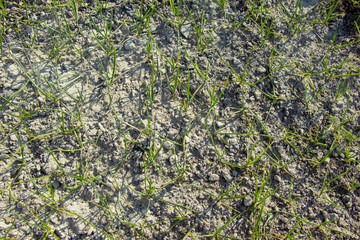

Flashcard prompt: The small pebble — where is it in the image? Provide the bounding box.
[8,64,20,76]
[329,213,339,221]
[324,157,331,164]
[11,77,25,90]
[9,134,17,142]
[124,40,136,50]
[163,141,173,150]
[345,202,352,208]
[274,175,282,182]
[243,196,253,207]
[343,195,351,203]
[256,66,267,73]
[168,128,178,138]
[233,58,241,65]
[205,117,212,126]
[222,171,232,182]
[229,139,237,146]
[180,25,191,38]
[134,174,145,182]
[209,174,219,182]
[216,121,225,128]
[2,172,11,181]
[52,181,60,188]
[98,122,105,132]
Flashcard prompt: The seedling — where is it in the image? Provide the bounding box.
[189,10,215,54]
[135,0,156,36]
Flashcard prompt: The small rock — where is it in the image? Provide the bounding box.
[87,128,98,136]
[52,180,60,189]
[9,134,17,143]
[208,146,217,155]
[99,216,108,225]
[61,63,70,72]
[149,23,157,32]
[355,205,360,211]
[216,121,225,128]
[256,66,267,73]
[243,196,253,207]
[222,171,232,182]
[229,139,237,146]
[205,117,212,126]
[129,189,139,198]
[236,158,245,166]
[2,172,11,181]
[169,155,177,163]
[181,25,192,39]
[16,202,23,211]
[91,104,102,113]
[209,173,219,182]
[3,79,11,88]
[163,141,173,150]
[321,210,329,221]
[98,122,106,132]
[81,188,94,201]
[168,128,178,138]
[159,67,166,75]
[124,40,136,50]
[274,175,282,182]
[331,107,341,114]
[166,29,176,43]
[134,174,145,182]
[233,58,241,65]
[11,76,26,90]
[342,195,351,203]
[8,64,20,76]
[329,213,339,221]
[10,46,23,53]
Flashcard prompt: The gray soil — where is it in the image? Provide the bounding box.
[1,0,360,239]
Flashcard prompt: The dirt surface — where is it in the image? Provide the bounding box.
[0,0,360,239]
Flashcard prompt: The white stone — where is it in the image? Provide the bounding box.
[274,175,282,182]
[180,25,192,39]
[222,171,232,182]
[8,64,20,76]
[329,213,339,221]
[216,121,225,128]
[163,141,173,150]
[256,66,267,73]
[243,196,253,207]
[168,128,178,138]
[124,40,136,50]
[234,59,241,65]
[209,173,219,182]
[134,174,145,182]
